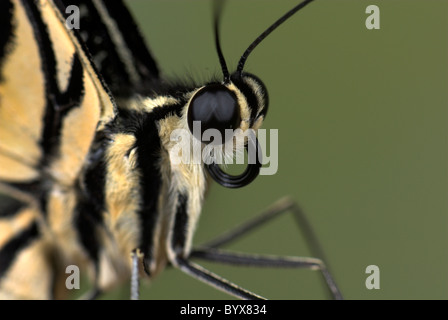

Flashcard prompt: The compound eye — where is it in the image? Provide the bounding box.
[187,84,241,143]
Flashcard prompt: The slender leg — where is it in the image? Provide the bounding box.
[195,197,342,299]
[175,257,265,300]
[190,247,343,300]
[82,249,140,300]
[201,197,327,261]
[130,249,142,300]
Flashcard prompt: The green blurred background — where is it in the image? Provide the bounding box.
[104,0,448,300]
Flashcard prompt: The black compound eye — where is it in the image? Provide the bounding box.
[188,84,241,144]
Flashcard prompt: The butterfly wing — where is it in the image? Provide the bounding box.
[56,0,161,99]
[0,0,116,188]
[0,0,165,299]
[0,0,118,298]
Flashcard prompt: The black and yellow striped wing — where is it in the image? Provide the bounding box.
[55,0,160,99]
[0,0,159,299]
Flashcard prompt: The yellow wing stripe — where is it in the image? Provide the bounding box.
[0,1,46,182]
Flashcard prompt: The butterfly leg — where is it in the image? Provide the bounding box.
[174,256,266,300]
[192,197,343,300]
[130,249,142,300]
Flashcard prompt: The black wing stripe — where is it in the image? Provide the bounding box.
[75,200,101,273]
[0,196,26,218]
[21,1,85,161]
[91,0,141,85]
[102,1,159,82]
[73,132,108,270]
[58,0,160,99]
[62,0,132,98]
[0,221,39,280]
[40,55,85,159]
[50,0,117,123]
[0,0,14,75]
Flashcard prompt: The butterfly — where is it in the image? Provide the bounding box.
[0,0,342,299]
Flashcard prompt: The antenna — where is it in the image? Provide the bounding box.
[213,0,230,83]
[236,0,316,77]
